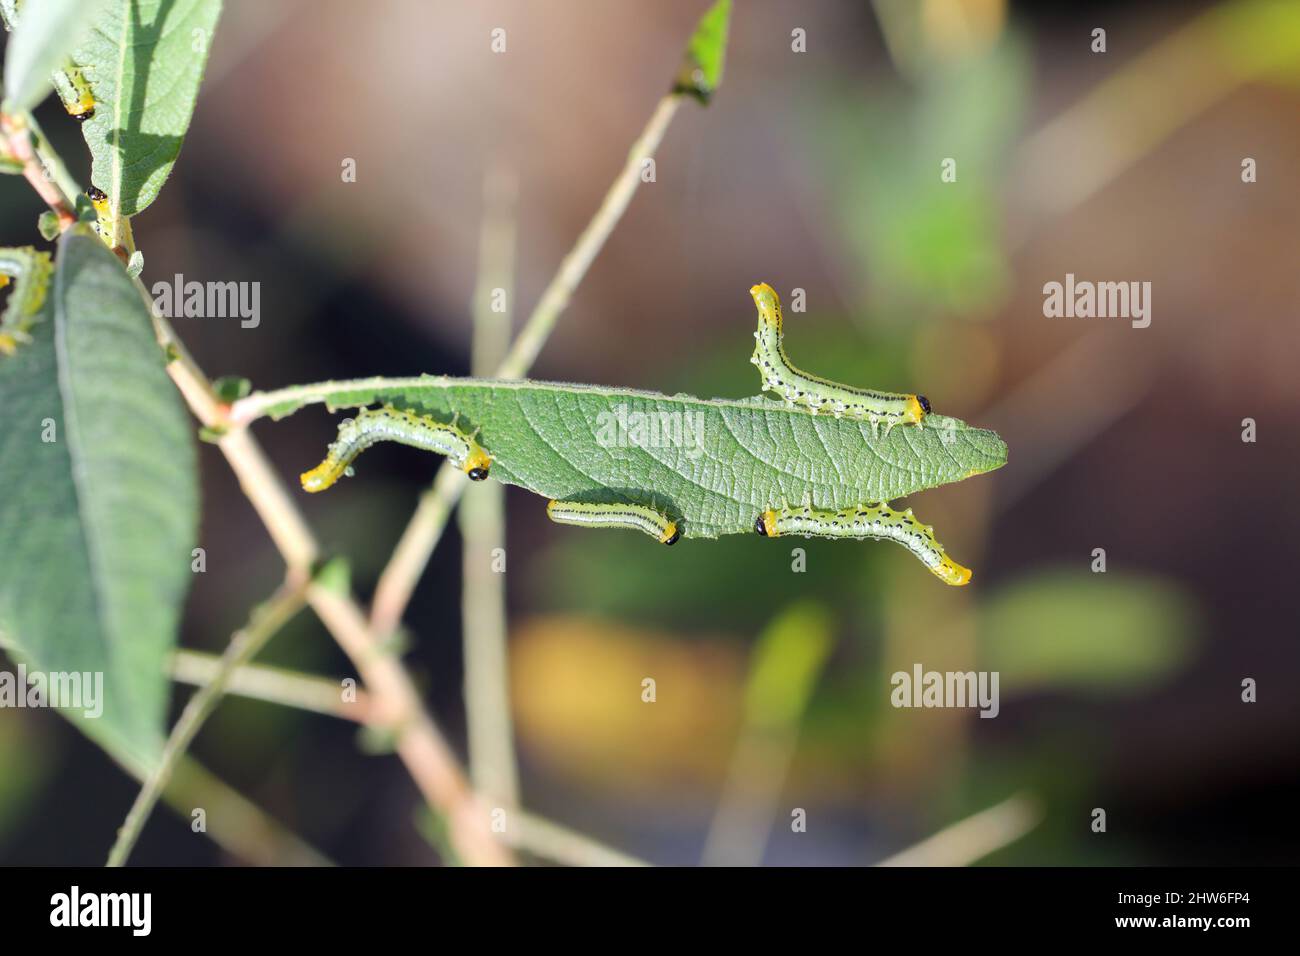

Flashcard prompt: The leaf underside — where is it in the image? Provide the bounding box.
[0,231,197,769]
[75,0,222,219]
[250,377,1007,540]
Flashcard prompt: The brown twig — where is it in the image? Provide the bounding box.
[0,118,512,866]
[0,111,77,228]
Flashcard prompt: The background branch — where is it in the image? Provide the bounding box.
[171,650,375,723]
[368,93,686,638]
[460,164,520,807]
[875,793,1043,867]
[106,581,309,866]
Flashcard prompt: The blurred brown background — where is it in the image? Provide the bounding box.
[1,0,1297,865]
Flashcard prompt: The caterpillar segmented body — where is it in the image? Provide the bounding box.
[300,405,491,492]
[0,246,53,356]
[546,500,680,545]
[748,283,929,434]
[755,500,970,585]
[53,64,95,122]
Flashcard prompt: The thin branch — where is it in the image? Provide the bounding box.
[164,756,335,866]
[23,111,84,216]
[307,582,513,866]
[496,95,682,379]
[875,792,1043,867]
[368,93,686,637]
[170,650,374,723]
[215,427,319,575]
[2,114,512,867]
[107,581,309,866]
[0,111,77,229]
[98,727,333,865]
[700,610,835,867]
[367,465,464,636]
[460,164,520,806]
[508,811,651,868]
[170,653,642,867]
[134,267,508,863]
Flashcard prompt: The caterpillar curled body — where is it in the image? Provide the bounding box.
[749,283,929,433]
[755,500,971,586]
[546,500,680,546]
[0,247,54,356]
[53,64,96,122]
[300,406,491,492]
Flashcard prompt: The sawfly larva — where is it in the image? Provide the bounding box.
[300,405,491,492]
[755,499,970,585]
[749,282,930,434]
[546,499,681,546]
[0,246,53,356]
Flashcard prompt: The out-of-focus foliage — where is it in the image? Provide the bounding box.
[811,32,1028,322]
[980,569,1196,692]
[741,603,835,727]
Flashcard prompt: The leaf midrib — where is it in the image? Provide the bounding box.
[52,253,115,683]
[237,374,984,434]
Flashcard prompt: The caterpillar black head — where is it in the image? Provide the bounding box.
[86,186,108,202]
[464,446,492,481]
[917,395,932,416]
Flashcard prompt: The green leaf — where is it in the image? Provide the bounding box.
[0,229,198,769]
[211,373,249,403]
[743,603,835,727]
[237,376,1005,540]
[74,0,222,218]
[36,211,60,240]
[672,0,731,103]
[1213,0,1300,85]
[1,0,101,113]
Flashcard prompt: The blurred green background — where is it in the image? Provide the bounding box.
[1,0,1298,865]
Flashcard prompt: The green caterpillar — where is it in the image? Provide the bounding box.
[749,283,929,434]
[52,63,95,123]
[755,500,971,586]
[546,500,680,546]
[300,405,491,492]
[0,246,53,356]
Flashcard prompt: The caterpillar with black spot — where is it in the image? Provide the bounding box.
[546,500,680,546]
[53,63,95,122]
[755,500,970,585]
[748,283,930,433]
[0,246,53,356]
[300,405,491,492]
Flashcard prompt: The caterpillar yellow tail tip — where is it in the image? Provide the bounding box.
[933,556,972,587]
[749,283,780,317]
[300,461,343,494]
